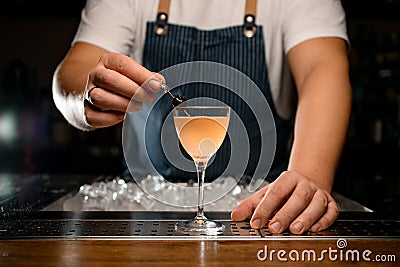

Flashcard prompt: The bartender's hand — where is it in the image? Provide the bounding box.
[231,170,339,234]
[84,52,162,128]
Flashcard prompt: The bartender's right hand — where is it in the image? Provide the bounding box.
[84,52,162,128]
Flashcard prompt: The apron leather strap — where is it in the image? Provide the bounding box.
[155,0,171,35]
[243,0,257,38]
[245,0,257,17]
[158,0,171,15]
[155,0,258,38]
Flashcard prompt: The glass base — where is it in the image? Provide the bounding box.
[175,216,225,235]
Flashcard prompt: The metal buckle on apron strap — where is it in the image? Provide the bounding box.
[154,12,168,36]
[154,0,257,38]
[154,0,170,35]
[243,0,257,38]
[243,14,256,38]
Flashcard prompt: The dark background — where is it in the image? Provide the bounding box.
[0,0,399,212]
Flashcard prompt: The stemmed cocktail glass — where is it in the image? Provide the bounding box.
[173,105,230,234]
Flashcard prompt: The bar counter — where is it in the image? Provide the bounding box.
[1,239,399,266]
[1,211,399,266]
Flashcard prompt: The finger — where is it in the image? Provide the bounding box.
[250,172,298,229]
[90,53,163,101]
[267,181,316,233]
[287,189,328,234]
[231,186,269,221]
[89,68,159,103]
[88,87,131,112]
[131,86,156,103]
[127,100,144,112]
[85,103,125,128]
[143,73,165,93]
[89,68,138,98]
[100,52,156,85]
[310,195,339,232]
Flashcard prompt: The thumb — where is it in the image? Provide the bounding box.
[231,186,268,221]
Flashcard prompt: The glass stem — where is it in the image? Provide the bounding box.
[194,160,208,220]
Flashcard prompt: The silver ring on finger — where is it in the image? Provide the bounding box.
[85,86,100,106]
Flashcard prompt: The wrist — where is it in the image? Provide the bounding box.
[52,66,96,131]
[286,168,334,193]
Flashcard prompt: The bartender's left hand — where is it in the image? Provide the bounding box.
[231,170,339,234]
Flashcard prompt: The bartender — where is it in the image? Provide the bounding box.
[52,0,352,234]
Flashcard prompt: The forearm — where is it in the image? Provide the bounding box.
[52,64,94,131]
[288,61,352,192]
[56,60,92,96]
[56,42,108,95]
[52,42,108,130]
[53,58,93,127]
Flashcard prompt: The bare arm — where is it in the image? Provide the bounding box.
[287,37,352,192]
[57,42,108,95]
[232,37,352,234]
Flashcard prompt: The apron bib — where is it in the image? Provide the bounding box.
[138,0,291,182]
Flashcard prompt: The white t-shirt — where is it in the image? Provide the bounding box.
[72,0,349,120]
